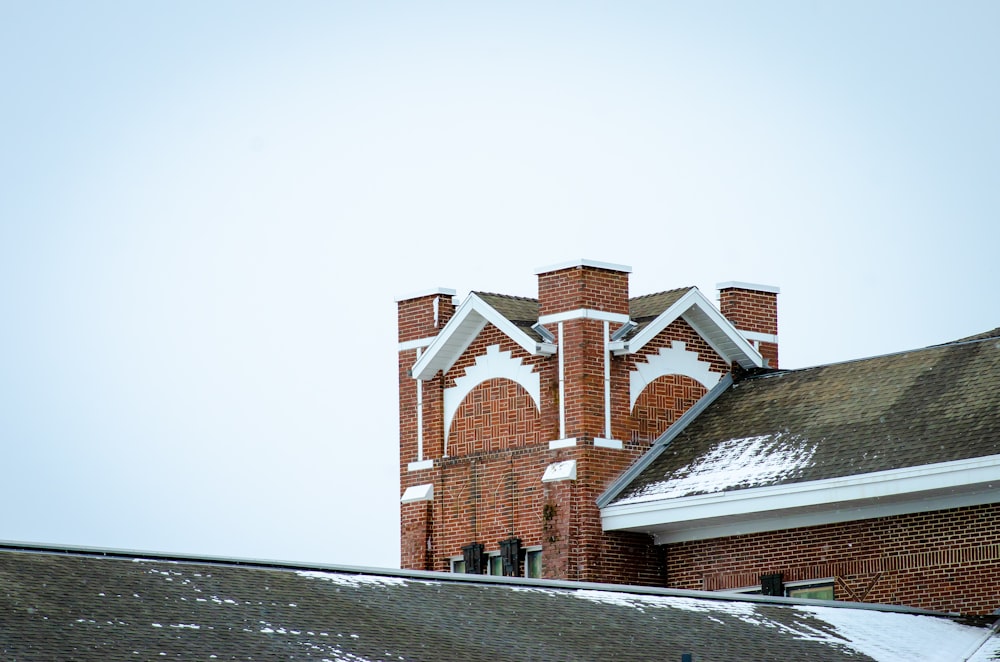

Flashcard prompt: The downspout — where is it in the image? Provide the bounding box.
[558,321,566,439]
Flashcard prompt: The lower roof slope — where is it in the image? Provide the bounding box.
[607,330,1000,507]
[0,544,996,661]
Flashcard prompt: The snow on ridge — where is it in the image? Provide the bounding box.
[616,431,816,504]
[295,571,408,587]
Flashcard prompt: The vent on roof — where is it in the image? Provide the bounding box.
[462,542,485,574]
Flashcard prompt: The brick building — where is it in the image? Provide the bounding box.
[397,259,1000,615]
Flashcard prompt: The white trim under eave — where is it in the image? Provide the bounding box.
[600,454,1000,543]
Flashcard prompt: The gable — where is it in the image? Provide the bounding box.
[611,287,763,370]
[410,292,556,381]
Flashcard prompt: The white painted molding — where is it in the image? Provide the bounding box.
[548,438,578,450]
[399,336,438,352]
[594,438,623,450]
[601,454,1000,543]
[534,259,632,275]
[411,292,555,381]
[443,344,541,443]
[629,341,723,409]
[400,483,434,503]
[407,459,434,472]
[395,287,457,303]
[739,330,779,344]
[537,308,631,325]
[716,281,780,294]
[542,460,577,482]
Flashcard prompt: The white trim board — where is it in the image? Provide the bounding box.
[601,454,1000,544]
[410,293,555,381]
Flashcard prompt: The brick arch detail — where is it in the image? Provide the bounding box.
[445,377,543,456]
[629,340,721,409]
[444,344,541,447]
[628,374,708,446]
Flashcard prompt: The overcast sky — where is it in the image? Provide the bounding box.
[1,1,997,570]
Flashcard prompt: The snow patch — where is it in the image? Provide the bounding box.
[616,431,816,503]
[797,606,990,662]
[296,571,407,587]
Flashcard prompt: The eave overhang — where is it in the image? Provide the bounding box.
[609,288,763,369]
[410,292,556,381]
[600,454,1000,544]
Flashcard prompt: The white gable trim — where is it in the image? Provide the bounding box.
[609,288,763,369]
[629,341,723,409]
[410,293,556,381]
[600,454,1000,544]
[443,345,541,447]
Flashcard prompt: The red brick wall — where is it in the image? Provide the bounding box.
[537,265,629,317]
[718,286,778,368]
[665,503,1000,615]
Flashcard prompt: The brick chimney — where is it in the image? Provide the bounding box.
[396,287,456,570]
[535,259,630,442]
[717,282,780,368]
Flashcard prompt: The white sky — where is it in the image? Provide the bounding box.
[1,1,997,570]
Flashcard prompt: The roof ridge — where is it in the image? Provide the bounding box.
[472,291,538,303]
[629,287,694,303]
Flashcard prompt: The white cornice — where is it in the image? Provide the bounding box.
[394,287,457,303]
[534,259,632,275]
[537,308,631,325]
[410,293,555,381]
[716,281,780,295]
[601,454,1000,543]
[739,330,779,344]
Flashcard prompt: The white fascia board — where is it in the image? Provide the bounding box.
[534,259,632,275]
[537,308,631,325]
[410,293,552,380]
[601,454,1000,541]
[610,289,762,368]
[681,301,763,369]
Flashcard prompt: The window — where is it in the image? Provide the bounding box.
[524,547,542,579]
[721,577,834,600]
[487,554,504,576]
[787,582,834,601]
[450,557,465,574]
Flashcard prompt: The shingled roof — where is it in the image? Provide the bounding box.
[600,329,1000,543]
[1,544,997,661]
[628,287,694,337]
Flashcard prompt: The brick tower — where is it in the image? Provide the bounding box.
[397,260,777,584]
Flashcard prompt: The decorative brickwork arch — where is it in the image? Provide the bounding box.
[446,377,543,456]
[629,341,721,409]
[444,345,541,453]
[628,374,708,446]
